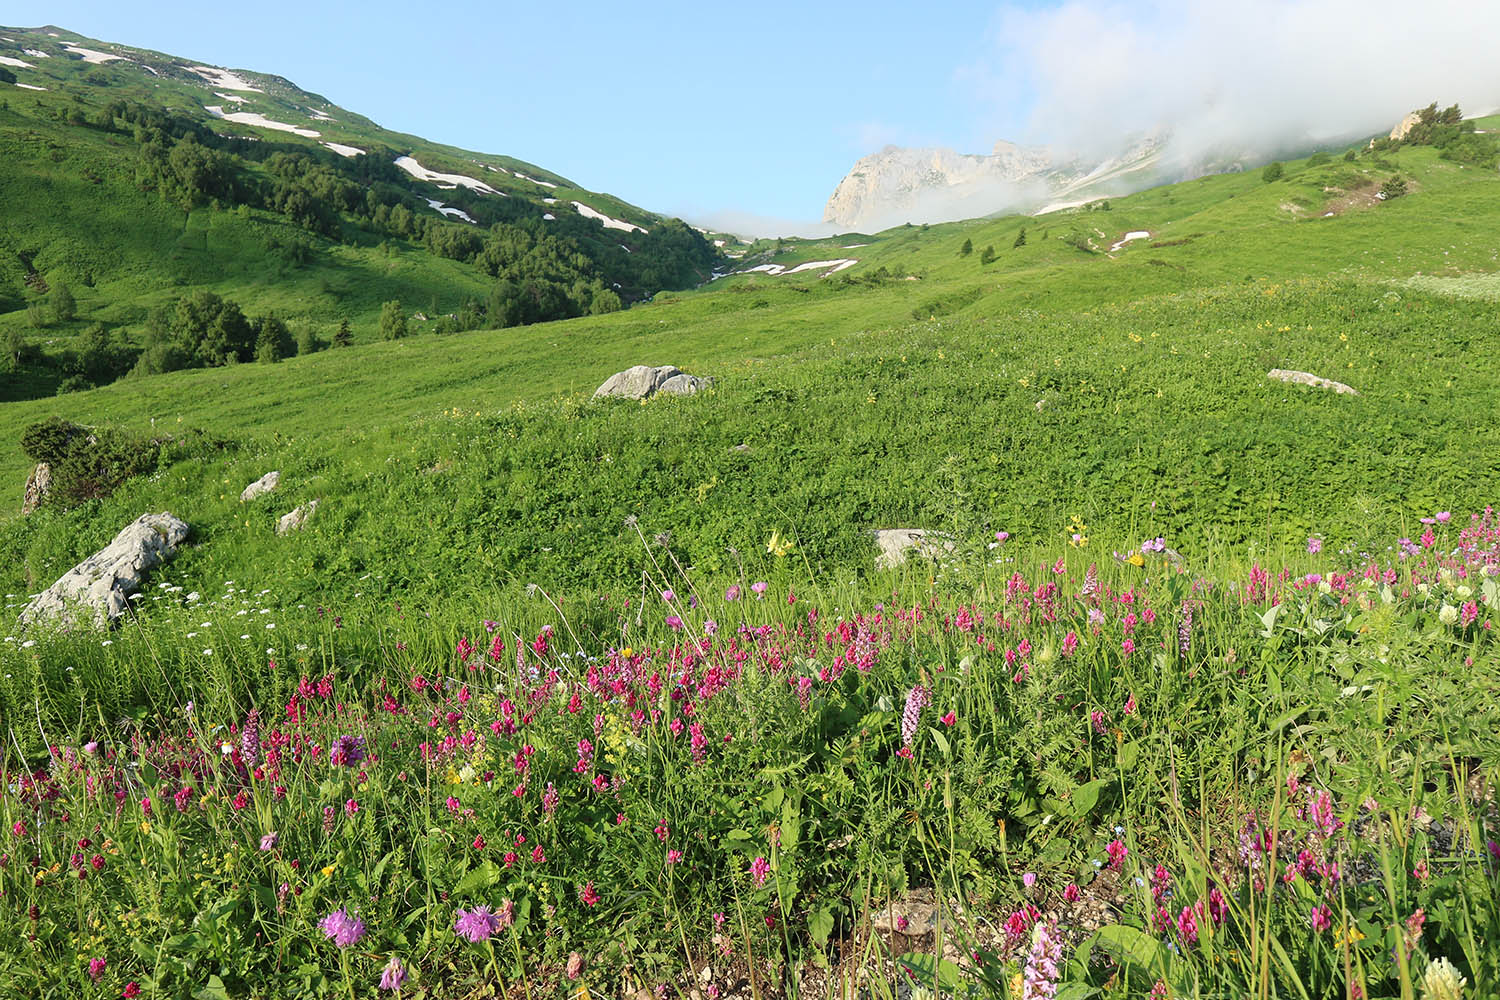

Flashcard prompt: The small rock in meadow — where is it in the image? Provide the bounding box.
[240,470,281,502]
[21,462,52,514]
[1267,369,1359,395]
[276,500,318,535]
[874,528,956,571]
[730,443,750,454]
[20,512,189,629]
[593,364,711,401]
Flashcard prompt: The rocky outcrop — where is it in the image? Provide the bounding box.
[1267,369,1359,395]
[1389,111,1423,142]
[240,471,280,502]
[19,512,189,628]
[873,528,955,571]
[593,365,711,401]
[21,462,52,514]
[822,134,1166,230]
[277,500,318,535]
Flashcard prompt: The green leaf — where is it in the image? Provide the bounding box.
[192,976,230,1000]
[808,906,835,949]
[1116,741,1140,770]
[1258,604,1283,638]
[1090,923,1163,970]
[453,860,499,894]
[1072,778,1105,817]
[929,726,950,756]
[897,952,964,989]
[1055,985,1098,1000]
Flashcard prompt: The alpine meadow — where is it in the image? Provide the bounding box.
[1,16,1499,1000]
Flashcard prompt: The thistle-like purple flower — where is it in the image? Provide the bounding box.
[901,684,929,749]
[319,907,367,948]
[329,734,366,768]
[1178,603,1193,659]
[454,905,501,942]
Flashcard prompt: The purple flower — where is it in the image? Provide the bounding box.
[995,531,1010,543]
[1436,511,1451,523]
[1306,536,1322,555]
[665,615,684,631]
[379,956,407,991]
[259,831,278,851]
[1022,921,1063,999]
[240,708,261,770]
[661,589,676,603]
[1022,871,1037,888]
[319,907,367,948]
[750,581,768,598]
[750,855,771,888]
[83,741,99,755]
[703,619,719,636]
[901,685,929,749]
[329,734,366,767]
[454,905,501,942]
[724,585,741,602]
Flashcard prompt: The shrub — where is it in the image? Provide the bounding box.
[20,417,89,466]
[979,245,996,265]
[1380,175,1408,201]
[959,238,973,257]
[1262,161,1284,182]
[1013,227,1027,248]
[1307,151,1330,167]
[50,281,76,324]
[333,319,353,348]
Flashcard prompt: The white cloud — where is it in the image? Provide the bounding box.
[982,0,1500,164]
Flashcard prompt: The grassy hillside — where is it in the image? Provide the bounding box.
[1,54,1499,997]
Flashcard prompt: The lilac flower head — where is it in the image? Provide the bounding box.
[665,615,684,631]
[259,831,278,851]
[750,855,771,887]
[329,734,366,768]
[1022,922,1063,999]
[240,708,261,770]
[661,589,676,603]
[1306,536,1323,555]
[724,584,741,602]
[454,905,501,942]
[901,684,930,749]
[379,956,407,991]
[319,907,367,948]
[750,581,768,598]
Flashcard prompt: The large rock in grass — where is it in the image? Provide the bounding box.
[874,528,955,571]
[240,471,280,502]
[21,462,52,514]
[19,512,189,629]
[1267,369,1359,395]
[593,365,711,401]
[277,499,318,535]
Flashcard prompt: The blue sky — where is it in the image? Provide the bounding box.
[16,1,1044,225]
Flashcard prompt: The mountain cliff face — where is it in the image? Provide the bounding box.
[823,134,1169,229]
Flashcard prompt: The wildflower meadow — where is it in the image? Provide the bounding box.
[2,510,1496,1000]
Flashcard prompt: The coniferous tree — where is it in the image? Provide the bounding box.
[980,245,996,265]
[1013,227,1028,248]
[333,318,353,348]
[379,300,407,340]
[51,282,76,324]
[959,238,973,257]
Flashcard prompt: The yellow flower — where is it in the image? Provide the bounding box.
[321,864,336,877]
[766,530,793,558]
[140,821,152,834]
[1335,924,1365,947]
[1126,552,1146,567]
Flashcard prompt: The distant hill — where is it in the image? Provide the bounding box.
[0,24,727,398]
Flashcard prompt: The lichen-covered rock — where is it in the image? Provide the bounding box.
[277,500,318,535]
[240,471,281,501]
[1267,369,1359,395]
[873,528,955,571]
[593,365,711,401]
[21,462,52,514]
[19,512,189,628]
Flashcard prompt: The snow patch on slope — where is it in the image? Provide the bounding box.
[322,142,364,157]
[64,45,123,64]
[729,259,858,278]
[16,83,45,91]
[1109,231,1151,252]
[205,106,321,138]
[425,198,476,224]
[515,173,558,189]
[0,55,34,69]
[23,48,49,58]
[394,156,503,196]
[191,66,262,92]
[572,201,646,233]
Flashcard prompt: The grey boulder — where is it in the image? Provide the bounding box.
[874,528,955,571]
[1267,369,1358,395]
[593,365,711,401]
[240,471,281,501]
[277,500,318,535]
[20,512,189,628]
[22,462,52,514]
